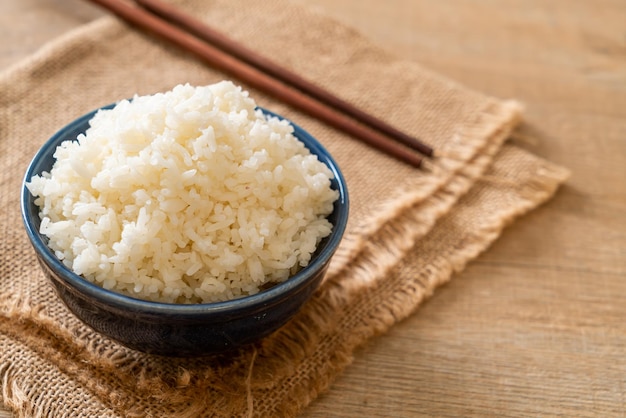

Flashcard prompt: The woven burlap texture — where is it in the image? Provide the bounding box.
[0,0,569,416]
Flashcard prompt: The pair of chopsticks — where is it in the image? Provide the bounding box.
[87,0,434,168]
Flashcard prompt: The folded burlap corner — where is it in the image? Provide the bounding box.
[0,0,569,416]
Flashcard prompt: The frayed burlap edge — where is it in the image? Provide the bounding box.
[327,99,523,277]
[250,147,570,417]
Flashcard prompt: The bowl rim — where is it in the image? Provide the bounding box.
[21,104,349,316]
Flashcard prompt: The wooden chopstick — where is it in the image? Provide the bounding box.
[134,0,434,159]
[86,0,430,168]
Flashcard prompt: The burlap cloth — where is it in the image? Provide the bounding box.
[0,0,570,416]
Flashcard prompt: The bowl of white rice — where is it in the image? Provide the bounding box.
[21,82,348,356]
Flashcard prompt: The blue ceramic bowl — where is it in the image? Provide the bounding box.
[21,105,348,357]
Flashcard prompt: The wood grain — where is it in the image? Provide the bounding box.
[1,0,625,416]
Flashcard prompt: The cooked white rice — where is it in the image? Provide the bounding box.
[27,81,338,304]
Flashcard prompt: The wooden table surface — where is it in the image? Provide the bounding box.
[1,0,625,416]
